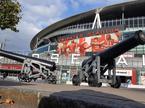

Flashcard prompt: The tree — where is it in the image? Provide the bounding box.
[0,0,21,32]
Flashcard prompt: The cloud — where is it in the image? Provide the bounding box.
[69,0,132,9]
[20,0,67,28]
[69,0,80,8]
[82,0,106,4]
[75,0,108,7]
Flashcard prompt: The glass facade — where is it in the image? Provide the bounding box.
[34,45,49,53]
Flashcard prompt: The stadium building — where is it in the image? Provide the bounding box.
[30,0,145,85]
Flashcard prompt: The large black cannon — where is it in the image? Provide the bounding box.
[0,49,56,83]
[72,30,145,88]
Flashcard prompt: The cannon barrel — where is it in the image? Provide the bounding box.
[0,49,56,71]
[97,30,145,63]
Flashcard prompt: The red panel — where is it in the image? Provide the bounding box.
[0,64,22,71]
[131,68,137,85]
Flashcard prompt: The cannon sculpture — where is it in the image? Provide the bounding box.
[72,30,145,88]
[0,49,57,83]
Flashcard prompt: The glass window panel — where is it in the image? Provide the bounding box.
[109,21,112,26]
[143,18,145,27]
[101,22,105,27]
[113,20,116,26]
[130,19,133,28]
[37,46,48,53]
[117,20,121,25]
[139,18,142,27]
[134,19,138,27]
[125,19,128,27]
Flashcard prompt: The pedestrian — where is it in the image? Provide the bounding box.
[126,79,131,88]
[2,72,8,80]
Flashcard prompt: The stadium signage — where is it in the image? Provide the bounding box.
[32,53,145,66]
[104,69,132,76]
[58,26,124,42]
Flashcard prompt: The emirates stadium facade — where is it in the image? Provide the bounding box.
[30,0,145,85]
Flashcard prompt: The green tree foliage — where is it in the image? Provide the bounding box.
[0,0,21,32]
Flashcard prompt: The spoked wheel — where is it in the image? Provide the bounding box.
[18,73,26,82]
[47,75,57,84]
[18,73,31,82]
[26,78,32,82]
[110,76,121,88]
[72,75,80,86]
[88,74,102,87]
[96,82,102,87]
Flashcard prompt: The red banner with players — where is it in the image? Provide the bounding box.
[57,31,121,56]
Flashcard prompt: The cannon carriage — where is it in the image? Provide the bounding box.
[0,49,57,83]
[72,30,145,88]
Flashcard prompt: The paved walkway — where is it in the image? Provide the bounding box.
[0,80,145,108]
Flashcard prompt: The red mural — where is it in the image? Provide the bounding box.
[57,31,121,56]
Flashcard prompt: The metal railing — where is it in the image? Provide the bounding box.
[51,16,145,36]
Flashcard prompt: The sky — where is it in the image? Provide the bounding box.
[0,0,131,52]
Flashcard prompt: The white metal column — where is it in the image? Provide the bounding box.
[92,8,102,29]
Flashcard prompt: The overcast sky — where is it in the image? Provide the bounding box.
[0,0,130,52]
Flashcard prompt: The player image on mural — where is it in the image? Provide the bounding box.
[91,35,105,52]
[68,40,78,54]
[57,40,69,56]
[57,31,121,56]
[77,38,91,56]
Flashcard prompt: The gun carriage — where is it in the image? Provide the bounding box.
[72,30,145,88]
[0,49,56,83]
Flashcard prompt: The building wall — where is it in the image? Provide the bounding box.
[31,14,145,85]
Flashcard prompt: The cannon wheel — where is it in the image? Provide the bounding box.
[88,74,102,87]
[47,75,57,84]
[110,76,121,88]
[72,75,80,86]
[18,73,30,82]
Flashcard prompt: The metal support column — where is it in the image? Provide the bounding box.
[112,60,116,85]
[96,56,101,82]
[92,8,102,29]
[122,7,125,26]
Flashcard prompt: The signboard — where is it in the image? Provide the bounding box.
[104,69,132,76]
[122,52,134,58]
[57,26,123,56]
[116,69,132,76]
[0,64,22,71]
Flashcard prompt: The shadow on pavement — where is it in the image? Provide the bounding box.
[0,79,34,86]
[38,89,145,108]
